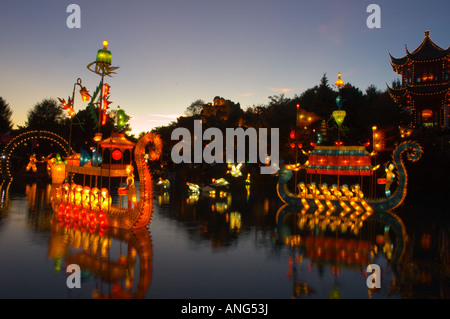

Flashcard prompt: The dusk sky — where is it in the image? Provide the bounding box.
[1,0,449,135]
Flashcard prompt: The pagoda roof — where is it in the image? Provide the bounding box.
[389,31,450,66]
[387,82,450,97]
[99,132,136,150]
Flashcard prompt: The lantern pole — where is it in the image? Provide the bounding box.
[68,78,87,155]
[334,73,345,144]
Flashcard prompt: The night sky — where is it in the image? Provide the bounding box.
[1,0,449,135]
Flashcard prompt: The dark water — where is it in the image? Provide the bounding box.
[0,180,448,299]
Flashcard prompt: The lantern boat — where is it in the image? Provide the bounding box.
[49,131,162,230]
[277,141,423,218]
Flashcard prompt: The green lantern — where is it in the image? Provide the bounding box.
[116,106,130,131]
[96,40,112,64]
[332,110,346,127]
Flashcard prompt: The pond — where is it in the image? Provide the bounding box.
[0,179,448,299]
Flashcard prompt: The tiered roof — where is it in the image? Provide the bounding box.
[389,30,450,68]
[388,31,450,101]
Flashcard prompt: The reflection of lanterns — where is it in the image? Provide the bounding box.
[230,212,241,231]
[112,149,122,161]
[421,233,432,250]
[332,110,346,127]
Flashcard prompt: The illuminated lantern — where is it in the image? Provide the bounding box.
[51,162,66,184]
[290,142,296,149]
[90,187,100,208]
[101,113,108,126]
[79,86,91,102]
[100,188,111,211]
[74,184,83,204]
[93,133,103,142]
[55,153,64,165]
[66,107,76,117]
[116,106,130,130]
[82,186,91,207]
[290,130,296,140]
[96,41,112,65]
[26,154,38,172]
[91,148,103,167]
[335,73,344,88]
[80,147,91,166]
[422,109,433,119]
[332,110,346,127]
[111,149,122,161]
[335,95,343,108]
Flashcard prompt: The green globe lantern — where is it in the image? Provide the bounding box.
[96,40,112,65]
[332,109,346,127]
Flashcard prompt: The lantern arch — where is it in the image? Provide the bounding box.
[0,130,70,181]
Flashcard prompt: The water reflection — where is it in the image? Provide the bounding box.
[0,182,11,218]
[273,203,449,298]
[4,181,448,299]
[22,183,153,299]
[48,217,152,299]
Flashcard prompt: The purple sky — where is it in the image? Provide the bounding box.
[1,0,449,135]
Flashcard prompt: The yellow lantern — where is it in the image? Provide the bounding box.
[51,163,66,184]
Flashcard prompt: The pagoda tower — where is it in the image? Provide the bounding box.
[388,31,450,129]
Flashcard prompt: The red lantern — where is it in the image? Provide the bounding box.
[290,130,296,140]
[112,149,122,161]
[290,143,296,149]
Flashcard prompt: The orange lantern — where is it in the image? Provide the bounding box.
[422,109,433,119]
[51,163,66,184]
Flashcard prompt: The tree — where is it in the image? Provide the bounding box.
[25,98,67,132]
[185,99,205,117]
[297,74,336,119]
[0,97,13,133]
